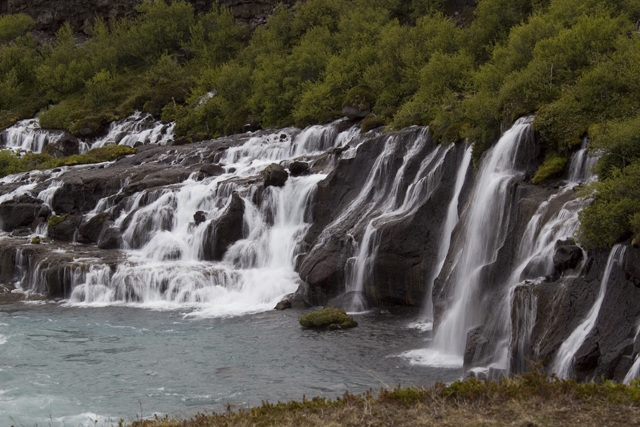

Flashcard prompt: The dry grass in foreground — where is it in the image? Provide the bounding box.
[130,370,640,427]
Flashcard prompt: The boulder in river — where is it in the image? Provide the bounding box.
[298,307,358,330]
[202,192,245,261]
[262,163,288,188]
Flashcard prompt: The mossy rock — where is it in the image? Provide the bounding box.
[31,236,40,244]
[532,156,568,184]
[299,307,358,330]
[48,214,69,228]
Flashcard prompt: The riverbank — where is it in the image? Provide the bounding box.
[130,372,640,426]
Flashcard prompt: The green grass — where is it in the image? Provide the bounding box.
[127,370,640,427]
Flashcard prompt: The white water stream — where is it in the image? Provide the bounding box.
[431,118,535,359]
[552,244,626,378]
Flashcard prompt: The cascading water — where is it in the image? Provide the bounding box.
[64,123,356,316]
[567,138,598,183]
[0,112,175,155]
[343,134,451,312]
[552,244,626,378]
[414,146,472,330]
[430,118,535,360]
[85,111,175,152]
[0,118,64,152]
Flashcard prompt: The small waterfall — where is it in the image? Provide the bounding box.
[567,138,597,183]
[85,111,175,152]
[552,244,626,378]
[0,118,64,153]
[432,118,535,358]
[417,146,472,329]
[624,355,640,385]
[509,283,538,374]
[329,129,453,312]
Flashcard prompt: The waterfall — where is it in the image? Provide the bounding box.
[509,283,538,374]
[431,118,535,358]
[85,111,175,152]
[552,244,626,378]
[567,138,598,183]
[343,134,450,311]
[62,122,356,316]
[416,146,472,330]
[624,356,640,385]
[0,118,64,153]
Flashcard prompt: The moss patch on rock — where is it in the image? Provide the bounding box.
[532,156,568,184]
[48,214,68,228]
[299,307,358,330]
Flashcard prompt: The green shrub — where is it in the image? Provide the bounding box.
[0,14,36,43]
[578,160,640,248]
[343,85,376,111]
[361,114,386,133]
[86,69,116,107]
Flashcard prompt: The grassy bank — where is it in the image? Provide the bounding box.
[129,371,640,426]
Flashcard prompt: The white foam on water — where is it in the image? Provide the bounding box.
[407,321,433,333]
[399,348,463,368]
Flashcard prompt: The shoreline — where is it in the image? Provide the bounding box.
[128,372,640,426]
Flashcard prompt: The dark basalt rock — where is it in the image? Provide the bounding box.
[624,245,640,287]
[553,239,584,275]
[464,326,492,370]
[262,163,288,188]
[0,195,49,232]
[193,211,207,225]
[42,133,79,158]
[48,214,82,242]
[198,164,225,178]
[78,212,110,244]
[326,291,370,311]
[274,292,310,310]
[342,105,370,120]
[202,192,245,261]
[97,226,122,250]
[288,161,309,176]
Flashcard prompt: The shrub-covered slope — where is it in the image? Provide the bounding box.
[1,0,640,247]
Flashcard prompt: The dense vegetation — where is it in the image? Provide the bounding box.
[1,0,640,247]
[128,370,640,426]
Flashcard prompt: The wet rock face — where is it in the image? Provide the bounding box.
[262,163,288,188]
[78,212,110,244]
[48,214,82,242]
[464,326,492,370]
[0,195,50,232]
[553,239,584,276]
[202,192,245,261]
[522,246,640,382]
[42,134,79,158]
